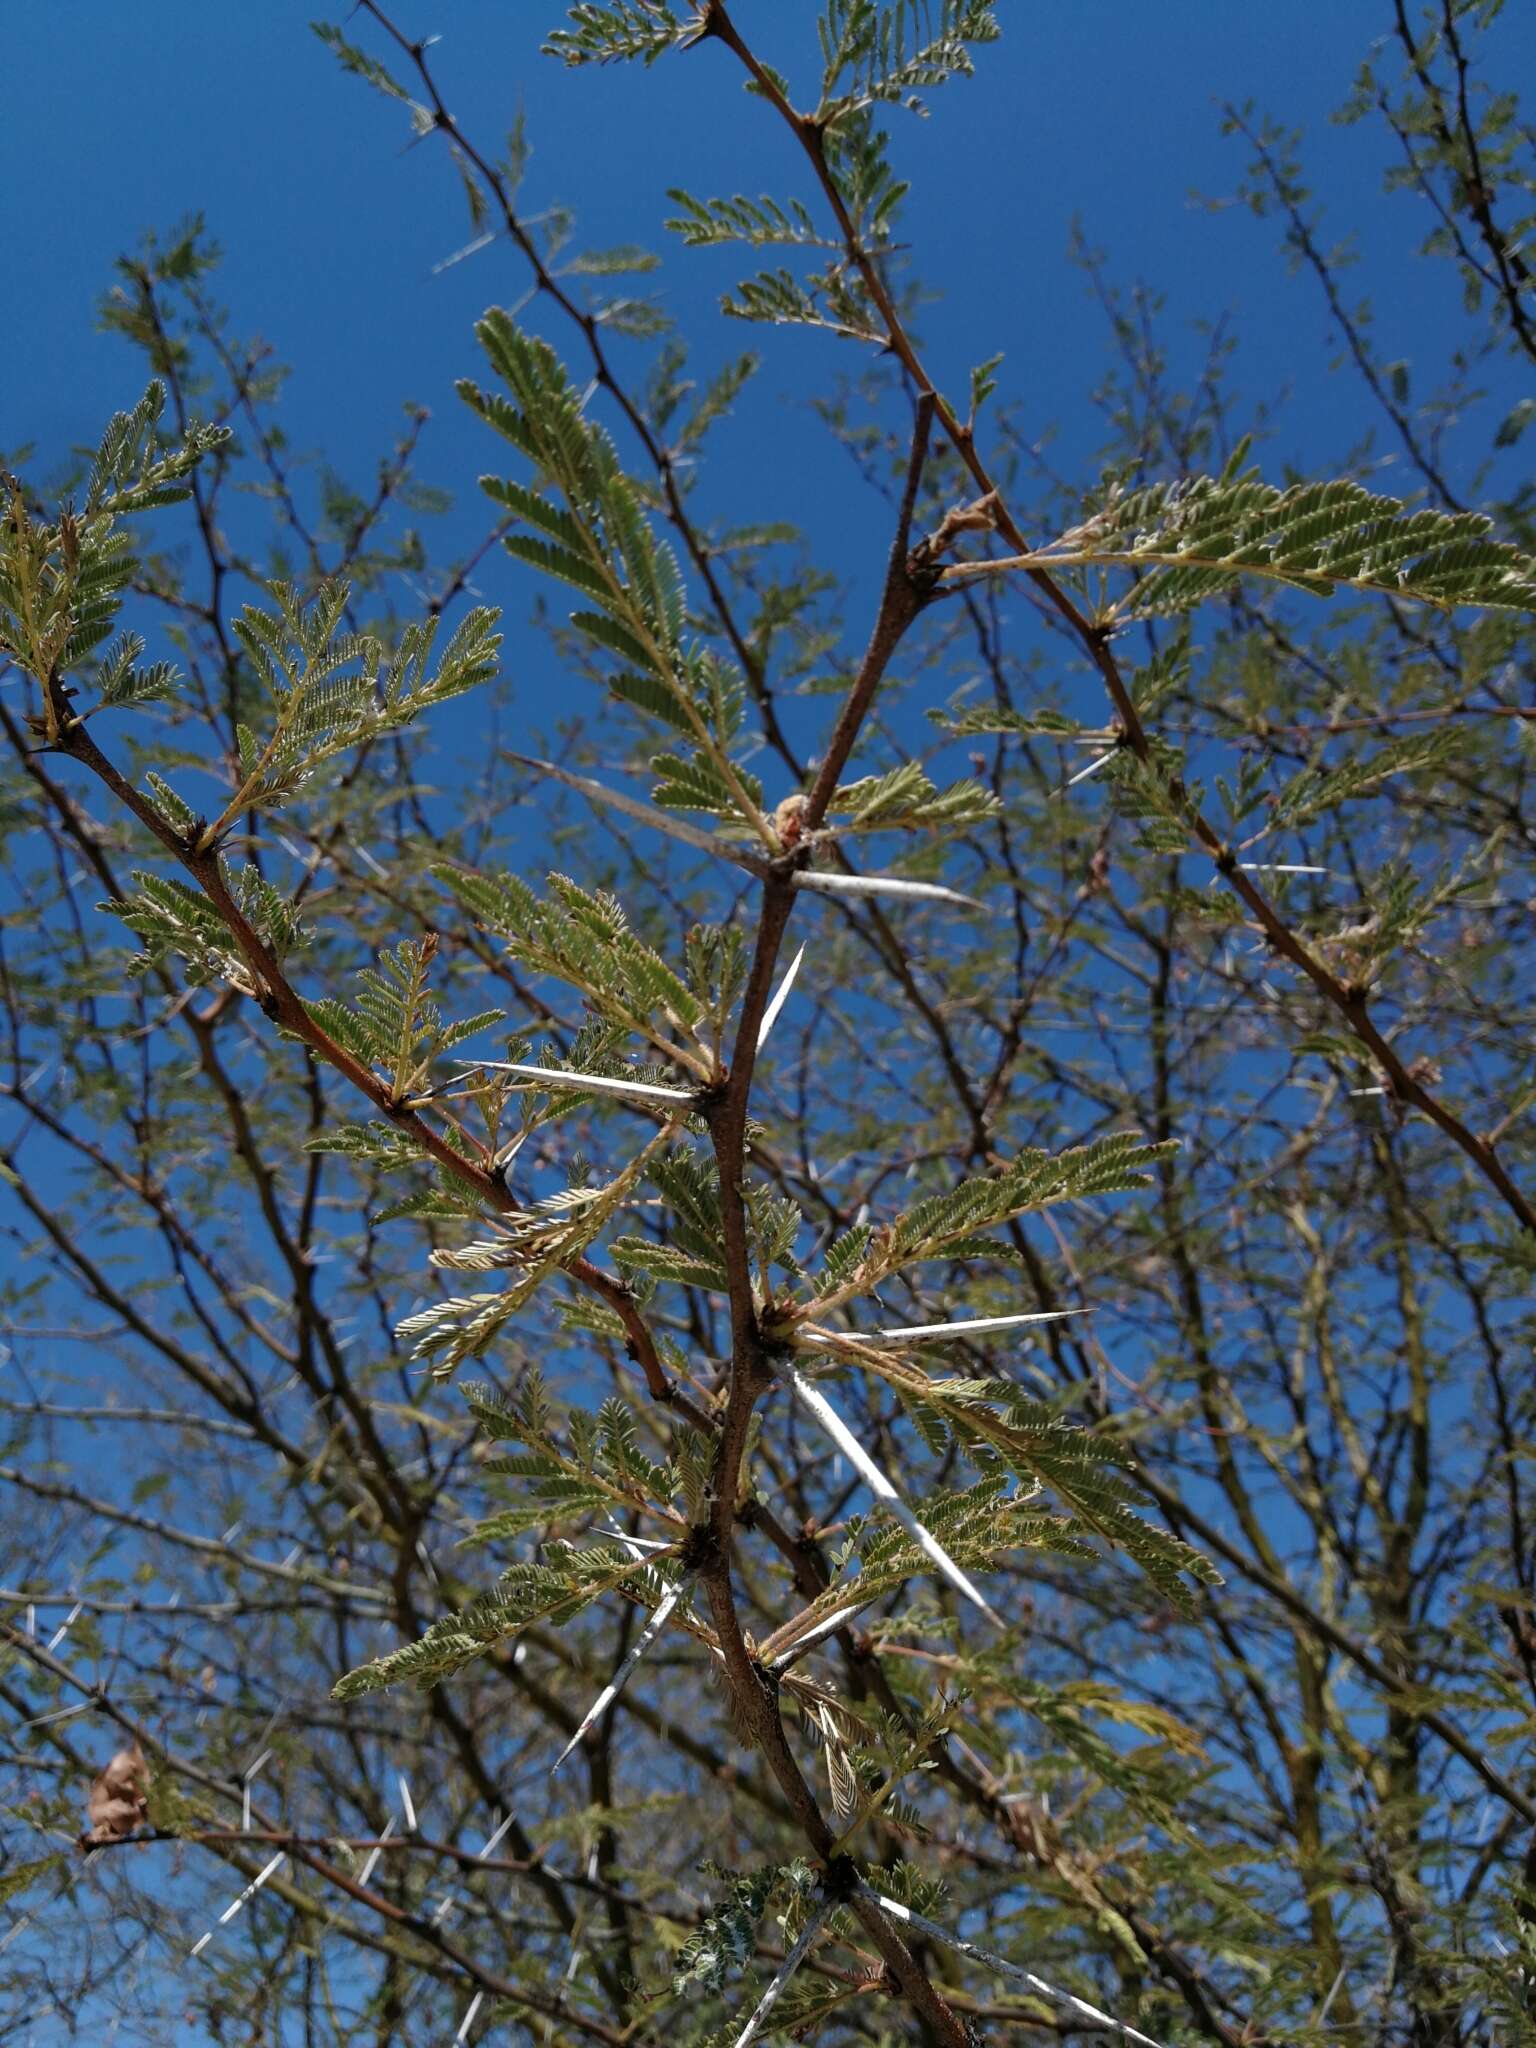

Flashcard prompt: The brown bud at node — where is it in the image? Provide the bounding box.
[772,793,808,849]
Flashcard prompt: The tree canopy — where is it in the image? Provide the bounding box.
[4,5,1536,2044]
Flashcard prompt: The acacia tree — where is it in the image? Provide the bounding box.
[3,4,1536,2043]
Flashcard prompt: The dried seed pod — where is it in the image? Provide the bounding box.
[85,1738,150,1845]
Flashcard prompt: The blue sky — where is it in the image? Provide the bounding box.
[5,8,1534,2036]
[8,0,1531,662]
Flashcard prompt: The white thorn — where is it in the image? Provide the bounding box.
[857,1308,1086,1342]
[756,945,807,1052]
[44,1602,82,1654]
[728,1895,834,2048]
[357,1817,395,1889]
[550,1577,689,1774]
[783,1369,1004,1629]
[477,1811,515,1861]
[352,841,390,880]
[192,1851,287,1956]
[1317,1964,1348,2025]
[454,1990,485,2043]
[793,871,982,911]
[219,1851,285,1923]
[456,1061,694,1104]
[602,1523,670,1553]
[865,1888,1164,2047]
[19,1699,91,1731]
[492,1128,529,1174]
[430,230,496,277]
[0,1911,34,1956]
[767,1598,872,1671]
[1052,748,1114,798]
[397,1774,417,1833]
[504,752,764,866]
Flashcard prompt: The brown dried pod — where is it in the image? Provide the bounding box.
[85,1738,150,1845]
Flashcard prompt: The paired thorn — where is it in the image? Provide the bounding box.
[765,1597,872,1672]
[44,1601,83,1655]
[240,1745,272,1834]
[782,1367,1005,1630]
[505,755,989,917]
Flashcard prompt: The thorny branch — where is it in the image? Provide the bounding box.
[700,0,1536,1242]
[15,370,981,2047]
[7,7,1536,2043]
